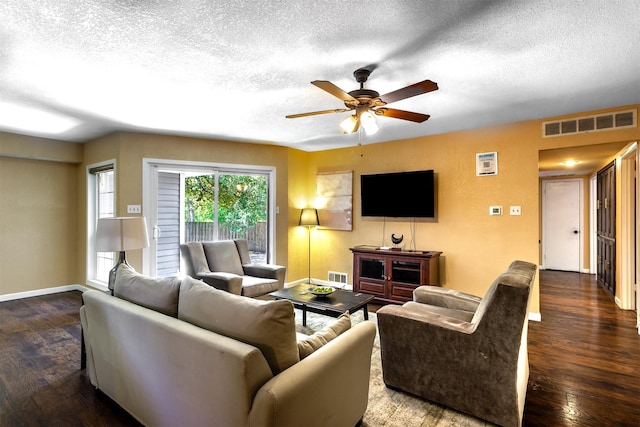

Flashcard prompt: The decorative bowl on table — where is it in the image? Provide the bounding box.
[309,286,335,297]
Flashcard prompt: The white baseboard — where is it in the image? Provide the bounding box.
[0,284,90,302]
[528,312,542,322]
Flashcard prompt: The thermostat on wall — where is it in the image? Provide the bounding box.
[489,206,502,216]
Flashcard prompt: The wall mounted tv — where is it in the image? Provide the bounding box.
[360,170,435,218]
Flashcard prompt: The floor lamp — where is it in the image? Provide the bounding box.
[299,208,319,285]
[96,217,150,294]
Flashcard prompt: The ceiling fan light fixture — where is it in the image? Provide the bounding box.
[340,115,358,134]
[360,110,379,135]
[286,69,438,139]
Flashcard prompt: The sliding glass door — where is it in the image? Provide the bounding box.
[143,159,275,277]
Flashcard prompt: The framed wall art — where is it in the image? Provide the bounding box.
[316,171,352,231]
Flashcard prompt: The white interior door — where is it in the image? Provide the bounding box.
[543,179,582,272]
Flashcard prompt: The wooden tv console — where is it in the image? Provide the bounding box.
[350,246,442,304]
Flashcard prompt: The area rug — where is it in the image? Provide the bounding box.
[294,309,489,427]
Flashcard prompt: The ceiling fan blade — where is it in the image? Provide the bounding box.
[379,80,438,104]
[312,81,358,102]
[286,108,350,119]
[376,108,430,123]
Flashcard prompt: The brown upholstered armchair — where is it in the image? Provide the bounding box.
[180,240,286,297]
[377,260,536,427]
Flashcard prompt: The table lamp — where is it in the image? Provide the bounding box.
[96,216,150,294]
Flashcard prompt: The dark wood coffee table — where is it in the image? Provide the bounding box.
[270,284,374,326]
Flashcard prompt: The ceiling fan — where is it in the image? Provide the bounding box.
[286,67,438,135]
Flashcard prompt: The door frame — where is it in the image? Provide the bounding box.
[142,158,276,276]
[619,142,638,311]
[590,175,598,274]
[542,178,584,272]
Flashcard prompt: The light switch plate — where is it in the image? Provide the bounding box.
[489,206,502,216]
[127,204,141,214]
[510,206,522,216]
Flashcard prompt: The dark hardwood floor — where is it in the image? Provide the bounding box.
[0,270,638,426]
[523,270,639,426]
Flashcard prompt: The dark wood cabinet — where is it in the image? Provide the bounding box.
[350,246,441,304]
[596,161,616,296]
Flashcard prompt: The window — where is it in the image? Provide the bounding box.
[87,162,115,287]
[184,172,268,262]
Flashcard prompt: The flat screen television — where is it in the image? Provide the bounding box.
[360,170,435,218]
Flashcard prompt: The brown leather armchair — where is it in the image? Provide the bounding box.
[180,239,286,297]
[377,260,536,427]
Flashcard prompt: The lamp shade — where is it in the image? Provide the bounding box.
[96,217,150,252]
[299,208,319,227]
[340,115,358,134]
[360,111,379,135]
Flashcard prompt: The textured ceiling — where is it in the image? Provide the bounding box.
[1,0,639,159]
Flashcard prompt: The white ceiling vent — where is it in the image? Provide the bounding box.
[543,109,636,137]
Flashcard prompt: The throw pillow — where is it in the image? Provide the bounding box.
[297,311,351,359]
[178,277,299,375]
[113,264,181,317]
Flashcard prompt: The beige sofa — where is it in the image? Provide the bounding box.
[180,239,286,297]
[80,265,376,427]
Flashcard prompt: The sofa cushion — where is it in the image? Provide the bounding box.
[179,242,209,275]
[202,241,244,276]
[178,277,299,375]
[240,275,280,298]
[297,312,351,359]
[113,264,181,317]
[234,239,252,265]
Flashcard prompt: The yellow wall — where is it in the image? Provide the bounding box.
[1,105,638,319]
[294,120,542,313]
[286,148,313,280]
[0,132,81,294]
[0,131,83,163]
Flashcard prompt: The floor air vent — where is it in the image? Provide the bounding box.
[543,109,636,137]
[328,271,348,284]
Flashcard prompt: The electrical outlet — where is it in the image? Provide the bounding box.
[127,204,141,214]
[510,206,522,216]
